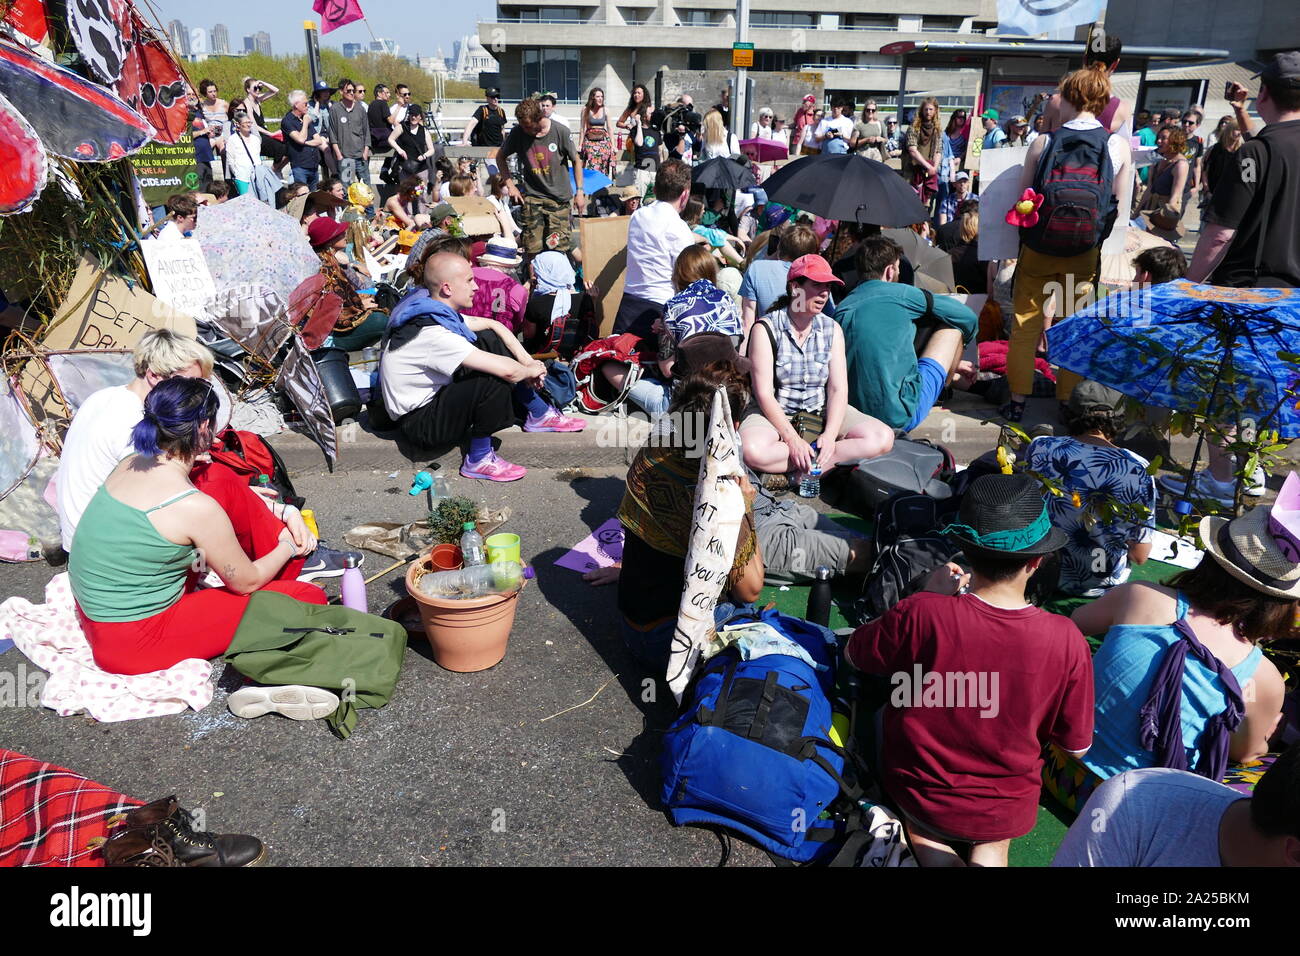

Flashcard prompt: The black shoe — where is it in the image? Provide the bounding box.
[998,400,1026,423]
[112,797,266,867]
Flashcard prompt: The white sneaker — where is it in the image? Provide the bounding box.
[227,685,340,721]
[1246,465,1266,497]
[1158,472,1235,508]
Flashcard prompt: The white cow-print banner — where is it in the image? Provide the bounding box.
[67,0,131,84]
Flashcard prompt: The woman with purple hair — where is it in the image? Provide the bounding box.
[68,378,327,676]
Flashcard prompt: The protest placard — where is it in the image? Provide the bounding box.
[141,237,217,316]
[20,257,196,423]
[132,132,201,208]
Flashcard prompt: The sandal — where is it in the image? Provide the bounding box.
[998,400,1026,423]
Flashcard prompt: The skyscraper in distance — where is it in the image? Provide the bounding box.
[211,23,230,56]
[167,19,190,57]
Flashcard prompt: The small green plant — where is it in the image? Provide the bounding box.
[429,497,479,544]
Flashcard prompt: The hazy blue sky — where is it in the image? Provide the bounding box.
[151,1,498,58]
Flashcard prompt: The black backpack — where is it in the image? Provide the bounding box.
[1021,125,1118,258]
[850,492,962,624]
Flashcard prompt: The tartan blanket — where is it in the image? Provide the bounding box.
[0,750,141,867]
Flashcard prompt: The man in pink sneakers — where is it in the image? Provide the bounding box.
[379,251,584,481]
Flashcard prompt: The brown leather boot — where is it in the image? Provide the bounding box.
[102,826,180,867]
[114,797,267,867]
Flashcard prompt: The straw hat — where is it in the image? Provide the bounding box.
[478,236,523,268]
[1201,506,1300,599]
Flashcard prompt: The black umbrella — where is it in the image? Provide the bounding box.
[690,156,756,191]
[762,154,928,227]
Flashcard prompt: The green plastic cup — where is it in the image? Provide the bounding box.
[485,533,521,565]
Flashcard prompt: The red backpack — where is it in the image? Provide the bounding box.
[206,429,305,509]
[571,333,651,414]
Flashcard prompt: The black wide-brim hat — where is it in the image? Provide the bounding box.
[944,473,1067,556]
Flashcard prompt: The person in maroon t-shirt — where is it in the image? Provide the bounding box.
[846,474,1094,867]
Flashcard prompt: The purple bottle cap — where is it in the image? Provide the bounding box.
[523,566,536,579]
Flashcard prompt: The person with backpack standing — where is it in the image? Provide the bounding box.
[461,88,508,148]
[1000,65,1131,423]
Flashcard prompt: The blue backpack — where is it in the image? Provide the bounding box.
[659,608,867,864]
[1021,124,1118,258]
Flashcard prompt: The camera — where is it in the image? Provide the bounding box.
[653,103,702,137]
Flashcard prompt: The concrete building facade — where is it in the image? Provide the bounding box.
[479,0,999,110]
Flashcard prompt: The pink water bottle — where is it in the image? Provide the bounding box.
[340,554,367,613]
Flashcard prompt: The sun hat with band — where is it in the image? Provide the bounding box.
[477,236,524,268]
[1200,473,1300,599]
[944,473,1068,556]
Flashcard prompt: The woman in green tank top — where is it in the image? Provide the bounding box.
[69,378,326,675]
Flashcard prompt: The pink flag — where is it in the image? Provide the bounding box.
[312,0,364,34]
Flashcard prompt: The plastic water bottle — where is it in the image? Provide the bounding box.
[460,522,486,566]
[340,554,367,613]
[417,562,534,600]
[799,456,822,499]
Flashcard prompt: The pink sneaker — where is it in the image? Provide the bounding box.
[523,408,586,433]
[460,452,527,482]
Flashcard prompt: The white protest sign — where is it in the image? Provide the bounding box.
[667,387,748,702]
[977,145,1030,262]
[141,237,217,317]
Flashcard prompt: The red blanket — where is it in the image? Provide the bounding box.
[0,750,140,867]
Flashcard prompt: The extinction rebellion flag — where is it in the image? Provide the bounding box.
[996,0,1106,37]
[312,0,365,35]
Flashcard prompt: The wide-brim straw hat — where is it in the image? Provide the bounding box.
[1201,507,1300,599]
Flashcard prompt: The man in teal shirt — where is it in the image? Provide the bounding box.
[835,236,977,432]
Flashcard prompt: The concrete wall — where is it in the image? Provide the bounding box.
[1105,0,1300,60]
[657,69,824,121]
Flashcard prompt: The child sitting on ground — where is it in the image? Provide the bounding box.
[846,474,1094,867]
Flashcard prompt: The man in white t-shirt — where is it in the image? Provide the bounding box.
[380,251,584,482]
[813,100,854,155]
[613,159,703,339]
[1053,749,1300,867]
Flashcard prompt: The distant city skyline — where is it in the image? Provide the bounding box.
[150,1,494,61]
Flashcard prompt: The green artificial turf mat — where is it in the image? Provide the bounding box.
[1040,559,1183,618]
[1010,799,1076,867]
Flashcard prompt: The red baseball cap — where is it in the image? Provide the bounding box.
[802,94,817,103]
[788,254,841,285]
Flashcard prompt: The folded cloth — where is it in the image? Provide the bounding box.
[0,573,214,722]
[0,749,141,866]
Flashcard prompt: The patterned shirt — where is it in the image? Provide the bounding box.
[756,309,834,414]
[1026,436,1157,596]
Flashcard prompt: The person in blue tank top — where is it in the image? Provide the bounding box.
[1043,502,1296,811]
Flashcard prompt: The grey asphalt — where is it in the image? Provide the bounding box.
[0,386,1278,866]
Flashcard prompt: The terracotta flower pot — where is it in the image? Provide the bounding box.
[405,554,524,672]
[429,543,463,571]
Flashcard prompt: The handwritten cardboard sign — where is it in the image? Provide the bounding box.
[21,257,196,424]
[141,237,217,316]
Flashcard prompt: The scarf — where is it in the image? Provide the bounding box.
[914,118,939,164]
[1137,610,1245,783]
[384,287,477,352]
[531,251,575,330]
[617,443,755,569]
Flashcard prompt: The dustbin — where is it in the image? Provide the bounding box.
[310,346,362,422]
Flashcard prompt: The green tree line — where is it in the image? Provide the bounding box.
[190,51,484,118]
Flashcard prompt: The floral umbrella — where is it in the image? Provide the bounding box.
[192,194,321,305]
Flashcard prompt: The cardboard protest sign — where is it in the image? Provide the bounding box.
[667,387,747,702]
[579,215,630,337]
[21,257,196,424]
[977,145,1030,262]
[141,237,217,316]
[449,196,503,237]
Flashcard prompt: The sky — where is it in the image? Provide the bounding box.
[149,0,497,58]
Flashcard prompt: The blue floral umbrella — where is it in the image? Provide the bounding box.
[1046,281,1300,437]
[1046,280,1300,511]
